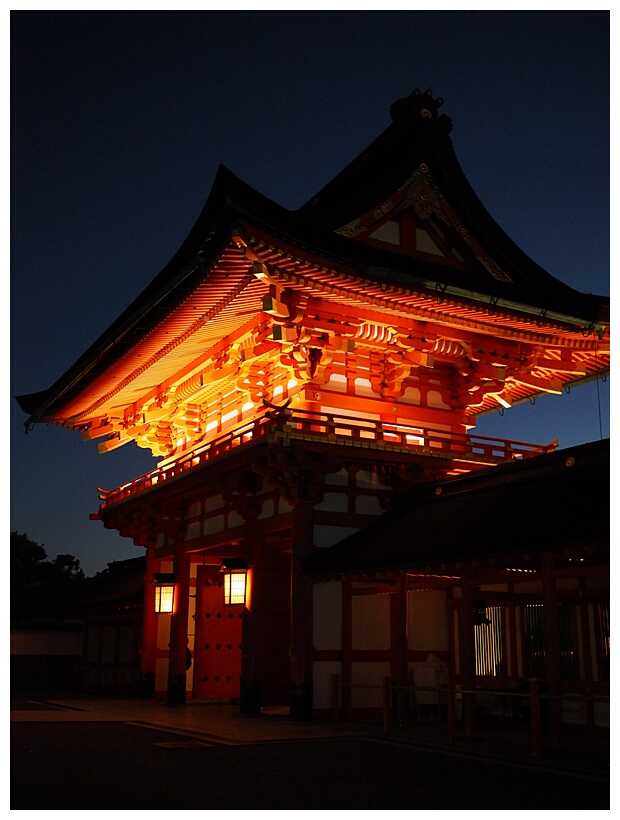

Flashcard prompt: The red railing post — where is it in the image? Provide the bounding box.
[99,411,548,509]
[446,678,456,743]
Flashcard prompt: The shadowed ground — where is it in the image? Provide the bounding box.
[11,697,609,810]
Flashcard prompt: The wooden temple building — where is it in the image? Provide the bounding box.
[18,90,609,736]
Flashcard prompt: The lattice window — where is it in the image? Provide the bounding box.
[525,604,546,678]
[559,604,575,680]
[598,602,610,682]
[475,606,503,676]
[524,603,575,679]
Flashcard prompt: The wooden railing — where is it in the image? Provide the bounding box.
[329,673,609,758]
[99,408,555,508]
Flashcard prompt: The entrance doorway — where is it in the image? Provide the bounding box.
[193,565,243,700]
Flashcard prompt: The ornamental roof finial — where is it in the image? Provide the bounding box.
[390,88,445,124]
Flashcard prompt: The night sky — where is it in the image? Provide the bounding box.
[10,12,610,577]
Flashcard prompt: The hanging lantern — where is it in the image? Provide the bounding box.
[153,573,176,614]
[221,559,248,606]
[474,598,491,626]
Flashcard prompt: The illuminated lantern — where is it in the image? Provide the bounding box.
[221,559,248,606]
[153,573,176,614]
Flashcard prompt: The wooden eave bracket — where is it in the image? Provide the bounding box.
[81,421,114,441]
[97,433,125,454]
[508,371,564,395]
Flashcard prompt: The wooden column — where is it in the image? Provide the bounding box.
[221,472,266,713]
[341,578,353,719]
[239,523,265,714]
[140,547,159,698]
[290,499,314,720]
[459,583,477,737]
[167,516,190,704]
[391,572,410,727]
[578,591,595,731]
[542,551,562,747]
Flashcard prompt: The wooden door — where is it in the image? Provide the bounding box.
[193,565,243,700]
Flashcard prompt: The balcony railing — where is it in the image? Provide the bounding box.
[98,408,555,508]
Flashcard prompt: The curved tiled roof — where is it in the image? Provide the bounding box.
[302,438,609,577]
[17,91,609,429]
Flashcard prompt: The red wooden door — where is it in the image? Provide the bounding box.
[193,565,243,700]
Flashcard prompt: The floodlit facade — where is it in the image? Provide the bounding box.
[18,91,609,735]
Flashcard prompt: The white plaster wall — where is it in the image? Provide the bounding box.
[352,594,390,650]
[354,378,374,397]
[557,577,578,591]
[372,221,400,244]
[186,500,202,517]
[355,495,384,515]
[279,497,293,515]
[514,580,543,593]
[313,524,359,549]
[157,613,171,651]
[402,386,421,404]
[156,657,168,694]
[427,390,450,409]
[228,509,245,528]
[204,515,225,535]
[258,498,274,519]
[313,581,342,650]
[325,468,350,486]
[594,701,610,728]
[326,373,347,393]
[10,631,83,656]
[355,470,391,490]
[562,698,587,726]
[204,494,225,512]
[586,576,608,590]
[312,660,342,709]
[185,521,201,540]
[407,589,448,652]
[351,661,391,708]
[314,492,349,513]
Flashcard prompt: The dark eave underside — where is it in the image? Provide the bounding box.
[302,439,609,577]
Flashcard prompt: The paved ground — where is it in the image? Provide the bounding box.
[10,696,610,810]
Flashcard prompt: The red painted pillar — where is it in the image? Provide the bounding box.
[290,500,314,720]
[239,524,265,714]
[140,547,159,698]
[542,551,562,748]
[167,531,191,704]
[341,579,353,720]
[460,583,477,737]
[391,572,410,727]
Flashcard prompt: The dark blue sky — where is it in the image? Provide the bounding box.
[11,11,610,576]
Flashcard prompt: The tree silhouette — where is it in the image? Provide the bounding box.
[11,531,86,625]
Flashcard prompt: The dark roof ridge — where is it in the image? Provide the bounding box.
[391,437,609,505]
[297,90,608,314]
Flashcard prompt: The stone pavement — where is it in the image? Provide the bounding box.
[10,696,609,782]
[11,697,354,744]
